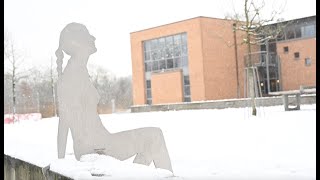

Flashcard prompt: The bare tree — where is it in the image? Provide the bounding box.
[88,65,132,113]
[225,0,287,115]
[28,68,57,118]
[4,35,30,122]
[51,57,58,117]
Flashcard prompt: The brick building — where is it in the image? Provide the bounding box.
[130,15,316,106]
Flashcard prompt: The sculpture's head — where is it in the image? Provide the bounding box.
[57,22,97,56]
[55,23,97,76]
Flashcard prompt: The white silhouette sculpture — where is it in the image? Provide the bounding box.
[55,23,173,173]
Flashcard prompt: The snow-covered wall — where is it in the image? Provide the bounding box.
[4,154,71,180]
[131,94,316,112]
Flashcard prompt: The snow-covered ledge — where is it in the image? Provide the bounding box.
[4,104,316,179]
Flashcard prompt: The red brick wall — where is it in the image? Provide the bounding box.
[151,70,184,104]
[276,38,316,90]
[200,17,256,100]
[130,17,205,105]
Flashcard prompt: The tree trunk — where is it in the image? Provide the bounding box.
[245,0,257,116]
[248,67,257,115]
[11,45,18,122]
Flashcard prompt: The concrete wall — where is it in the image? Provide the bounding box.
[4,154,71,180]
[151,69,184,104]
[277,38,316,91]
[131,95,316,113]
[130,17,205,105]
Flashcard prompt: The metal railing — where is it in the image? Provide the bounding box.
[244,51,279,67]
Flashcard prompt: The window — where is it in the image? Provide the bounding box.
[150,39,158,50]
[159,60,166,70]
[143,33,188,72]
[144,52,151,61]
[158,38,165,49]
[181,33,187,44]
[145,62,152,72]
[145,79,152,104]
[173,46,181,57]
[286,28,295,39]
[165,47,173,58]
[184,76,190,85]
[144,41,151,51]
[174,58,181,68]
[143,33,190,104]
[173,34,181,45]
[302,24,316,38]
[183,75,191,102]
[305,58,311,66]
[276,31,285,41]
[268,43,277,53]
[147,89,151,98]
[146,80,151,88]
[167,59,173,69]
[283,46,289,53]
[184,86,190,96]
[295,25,302,38]
[182,56,188,66]
[294,52,300,59]
[184,97,191,102]
[260,44,266,51]
[181,45,188,56]
[152,61,159,71]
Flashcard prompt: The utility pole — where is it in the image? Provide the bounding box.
[233,23,240,98]
[265,39,271,94]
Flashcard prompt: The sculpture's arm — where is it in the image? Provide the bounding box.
[57,116,69,159]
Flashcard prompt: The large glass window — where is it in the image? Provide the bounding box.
[285,28,295,39]
[275,18,316,42]
[295,25,302,38]
[143,33,190,104]
[301,24,316,37]
[143,33,188,72]
[146,80,152,104]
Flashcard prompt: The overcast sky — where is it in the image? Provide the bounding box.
[4,0,316,77]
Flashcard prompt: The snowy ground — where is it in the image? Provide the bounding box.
[4,104,316,179]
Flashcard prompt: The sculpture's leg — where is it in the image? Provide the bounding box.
[106,127,173,172]
[150,128,173,173]
[133,152,152,165]
[57,114,69,159]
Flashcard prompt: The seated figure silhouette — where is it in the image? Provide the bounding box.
[55,23,173,173]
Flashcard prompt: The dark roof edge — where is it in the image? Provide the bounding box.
[130,15,316,34]
[264,15,316,26]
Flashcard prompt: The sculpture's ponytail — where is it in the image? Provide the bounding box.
[55,47,64,77]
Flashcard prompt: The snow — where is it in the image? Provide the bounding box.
[4,104,316,179]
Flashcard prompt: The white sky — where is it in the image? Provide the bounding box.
[4,0,316,77]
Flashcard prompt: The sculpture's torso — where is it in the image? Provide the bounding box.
[57,60,109,155]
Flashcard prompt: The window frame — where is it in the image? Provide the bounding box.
[294,52,300,59]
[305,57,312,66]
